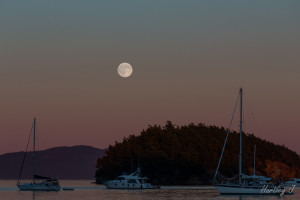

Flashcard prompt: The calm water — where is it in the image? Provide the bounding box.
[0,180,299,200]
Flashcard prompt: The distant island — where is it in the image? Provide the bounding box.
[0,145,105,180]
[95,121,300,185]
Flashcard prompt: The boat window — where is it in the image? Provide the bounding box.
[139,179,149,183]
[128,179,137,183]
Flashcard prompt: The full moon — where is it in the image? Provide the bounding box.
[117,62,133,78]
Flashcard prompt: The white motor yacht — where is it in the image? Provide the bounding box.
[103,167,159,189]
[285,178,300,187]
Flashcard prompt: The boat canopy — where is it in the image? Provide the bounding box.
[34,175,57,181]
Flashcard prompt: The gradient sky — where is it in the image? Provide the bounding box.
[0,0,299,154]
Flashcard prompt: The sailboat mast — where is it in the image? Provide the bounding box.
[33,118,36,183]
[254,145,256,176]
[239,88,243,185]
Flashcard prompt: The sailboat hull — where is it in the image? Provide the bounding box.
[17,183,60,191]
[215,184,284,195]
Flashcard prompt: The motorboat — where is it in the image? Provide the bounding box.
[285,178,300,187]
[103,167,160,189]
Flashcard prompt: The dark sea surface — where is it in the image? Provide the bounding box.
[0,180,299,200]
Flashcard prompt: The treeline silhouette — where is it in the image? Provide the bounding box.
[95,121,300,185]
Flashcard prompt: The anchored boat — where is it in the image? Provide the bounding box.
[17,118,61,191]
[285,178,300,187]
[213,88,285,195]
[104,167,160,189]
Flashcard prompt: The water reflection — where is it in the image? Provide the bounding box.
[0,180,297,200]
[217,194,283,200]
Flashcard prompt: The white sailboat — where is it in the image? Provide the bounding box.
[213,88,285,195]
[17,118,60,191]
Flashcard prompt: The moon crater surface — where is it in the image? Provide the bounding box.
[117,63,133,78]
